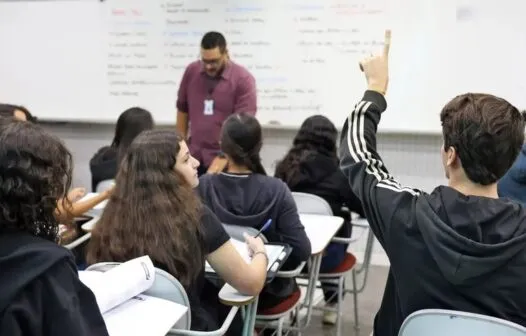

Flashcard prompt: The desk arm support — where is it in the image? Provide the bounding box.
[276,261,306,278]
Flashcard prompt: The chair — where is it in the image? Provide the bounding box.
[95,179,115,193]
[222,223,306,336]
[292,192,369,335]
[86,262,239,335]
[399,309,526,336]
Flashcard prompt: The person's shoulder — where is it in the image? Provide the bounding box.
[253,175,291,196]
[230,61,254,79]
[186,60,201,73]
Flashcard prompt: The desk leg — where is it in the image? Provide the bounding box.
[242,296,259,336]
[297,254,322,329]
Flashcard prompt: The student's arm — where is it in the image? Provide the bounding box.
[339,30,421,248]
[275,185,312,266]
[233,74,257,115]
[55,189,112,222]
[338,172,365,217]
[202,207,267,296]
[176,66,192,138]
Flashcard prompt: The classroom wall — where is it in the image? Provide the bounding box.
[42,122,446,267]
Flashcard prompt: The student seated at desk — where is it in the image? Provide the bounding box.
[90,107,154,191]
[0,119,108,336]
[274,115,364,325]
[198,113,312,313]
[86,129,267,333]
[341,30,526,335]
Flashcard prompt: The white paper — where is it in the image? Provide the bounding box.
[103,294,187,336]
[80,256,155,314]
[79,256,187,336]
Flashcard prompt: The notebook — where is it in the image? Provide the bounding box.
[79,256,187,336]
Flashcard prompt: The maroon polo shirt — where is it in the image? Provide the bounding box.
[176,60,257,167]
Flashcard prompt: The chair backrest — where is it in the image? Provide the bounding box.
[95,179,115,193]
[399,309,526,336]
[291,192,333,216]
[86,262,192,330]
[222,223,268,243]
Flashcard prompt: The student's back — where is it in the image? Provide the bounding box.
[0,234,107,335]
[198,113,311,310]
[0,119,107,336]
[341,34,526,335]
[199,172,310,268]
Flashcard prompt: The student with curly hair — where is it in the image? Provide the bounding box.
[0,119,108,335]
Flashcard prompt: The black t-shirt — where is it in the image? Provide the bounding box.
[187,205,230,331]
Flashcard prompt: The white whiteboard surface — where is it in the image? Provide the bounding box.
[0,0,524,133]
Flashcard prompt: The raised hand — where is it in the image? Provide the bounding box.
[359,29,391,95]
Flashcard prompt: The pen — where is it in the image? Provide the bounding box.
[254,219,272,238]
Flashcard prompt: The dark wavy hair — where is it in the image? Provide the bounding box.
[111,107,154,162]
[221,113,266,175]
[87,129,205,287]
[275,115,338,188]
[0,119,72,241]
[441,93,525,185]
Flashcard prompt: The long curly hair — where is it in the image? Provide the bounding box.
[0,119,72,241]
[274,115,339,188]
[87,129,206,287]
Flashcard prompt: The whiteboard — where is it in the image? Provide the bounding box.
[0,0,524,133]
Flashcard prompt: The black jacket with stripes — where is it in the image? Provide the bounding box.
[339,90,526,335]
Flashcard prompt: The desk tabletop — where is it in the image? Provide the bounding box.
[300,214,344,255]
[81,216,100,232]
[218,284,256,306]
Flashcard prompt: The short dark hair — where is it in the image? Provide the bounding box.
[0,103,37,122]
[201,31,227,53]
[0,119,73,241]
[111,107,154,161]
[440,93,525,185]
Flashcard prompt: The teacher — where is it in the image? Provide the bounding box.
[175,31,257,176]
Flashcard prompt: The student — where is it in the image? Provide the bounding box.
[498,140,526,204]
[86,129,267,333]
[90,107,154,191]
[0,119,108,335]
[340,30,526,335]
[274,115,364,324]
[198,113,312,312]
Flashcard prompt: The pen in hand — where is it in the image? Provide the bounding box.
[254,219,272,238]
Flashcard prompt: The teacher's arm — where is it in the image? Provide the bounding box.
[176,66,191,138]
[234,74,257,115]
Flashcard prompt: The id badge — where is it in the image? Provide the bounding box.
[204,99,214,116]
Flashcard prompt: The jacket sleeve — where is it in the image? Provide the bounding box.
[339,90,422,250]
[276,184,312,267]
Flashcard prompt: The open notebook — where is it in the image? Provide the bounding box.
[205,238,287,273]
[79,256,187,336]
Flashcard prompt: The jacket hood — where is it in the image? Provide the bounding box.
[198,173,286,228]
[418,186,526,286]
[289,153,339,189]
